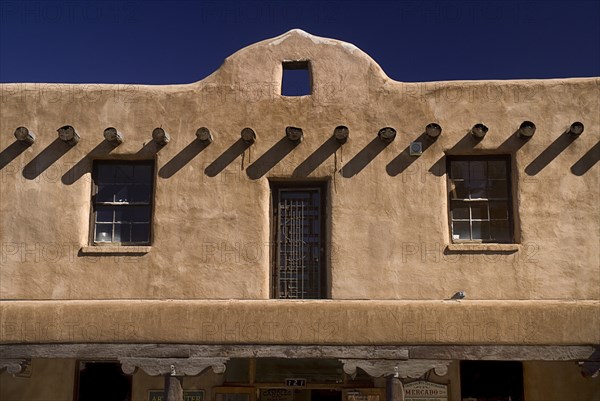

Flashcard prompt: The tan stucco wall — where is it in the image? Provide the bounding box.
[0,29,598,302]
[1,300,598,344]
[523,361,600,401]
[0,358,76,401]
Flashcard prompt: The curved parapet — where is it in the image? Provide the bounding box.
[196,28,392,107]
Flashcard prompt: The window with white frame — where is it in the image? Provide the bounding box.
[447,156,513,243]
[91,161,153,245]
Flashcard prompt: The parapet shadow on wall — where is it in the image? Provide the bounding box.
[246,137,299,180]
[428,132,483,178]
[137,141,165,157]
[496,131,532,154]
[386,132,437,177]
[61,141,118,185]
[0,141,30,170]
[22,139,74,180]
[571,141,600,176]
[525,131,578,176]
[451,131,485,152]
[339,137,390,178]
[293,136,342,178]
[159,139,210,178]
[7,126,596,184]
[60,140,164,185]
[204,139,251,177]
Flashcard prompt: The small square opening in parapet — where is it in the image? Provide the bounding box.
[281,60,311,96]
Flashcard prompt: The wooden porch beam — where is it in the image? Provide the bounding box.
[0,344,596,362]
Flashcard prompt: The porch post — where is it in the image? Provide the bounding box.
[386,373,405,401]
[164,375,184,401]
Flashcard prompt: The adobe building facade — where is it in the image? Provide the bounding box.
[0,29,598,401]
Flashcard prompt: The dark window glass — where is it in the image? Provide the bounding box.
[452,221,471,240]
[92,162,153,245]
[488,160,507,178]
[490,201,509,220]
[470,203,488,219]
[489,180,508,198]
[447,157,513,243]
[94,224,112,243]
[114,164,134,183]
[132,185,152,202]
[450,161,468,178]
[450,181,468,199]
[95,207,113,223]
[131,224,150,243]
[490,221,511,243]
[451,201,469,219]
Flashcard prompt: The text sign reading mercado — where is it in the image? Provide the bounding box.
[404,381,447,401]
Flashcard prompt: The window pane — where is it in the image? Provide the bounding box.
[114,165,134,183]
[452,221,471,240]
[490,220,511,242]
[448,157,512,244]
[96,166,115,184]
[489,180,508,198]
[135,165,153,182]
[131,224,150,243]
[96,185,116,202]
[114,185,130,202]
[488,160,507,179]
[96,207,113,223]
[132,185,152,203]
[451,161,468,179]
[114,208,134,223]
[469,161,487,180]
[451,201,469,219]
[472,221,490,240]
[95,224,113,242]
[113,223,131,243]
[470,203,489,220]
[450,180,468,199]
[490,201,509,219]
[133,206,151,222]
[93,161,153,245]
[469,180,487,198]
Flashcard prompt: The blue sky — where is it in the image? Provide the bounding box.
[1,0,599,84]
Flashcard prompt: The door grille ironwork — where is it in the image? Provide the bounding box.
[274,188,323,299]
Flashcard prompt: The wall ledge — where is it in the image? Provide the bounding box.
[80,246,151,255]
[446,243,520,253]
